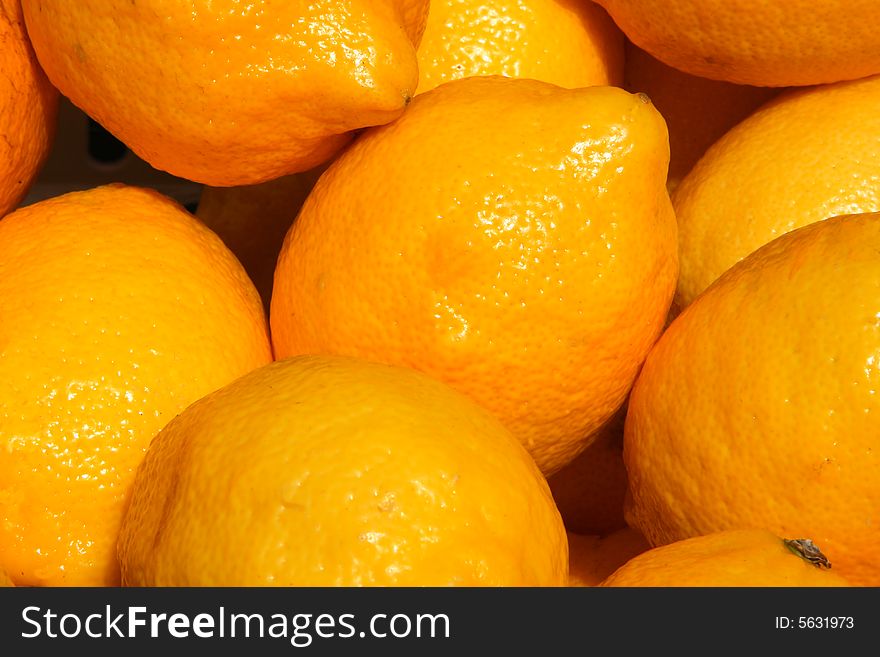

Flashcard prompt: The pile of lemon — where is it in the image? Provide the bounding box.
[2,0,878,588]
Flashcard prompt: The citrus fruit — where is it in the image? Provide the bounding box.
[547,409,628,535]
[0,0,59,217]
[0,570,13,587]
[567,528,649,587]
[596,0,880,86]
[416,0,623,94]
[673,74,880,307]
[0,184,272,586]
[624,212,880,586]
[118,355,568,586]
[623,41,779,190]
[270,76,678,476]
[21,0,429,186]
[196,165,326,311]
[599,530,851,587]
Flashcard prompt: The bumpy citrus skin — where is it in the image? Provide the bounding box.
[672,76,880,307]
[597,0,880,86]
[567,528,649,587]
[599,530,851,587]
[0,185,272,586]
[21,0,428,186]
[624,42,779,190]
[416,0,623,94]
[271,76,678,476]
[625,213,880,586]
[119,355,568,587]
[673,74,880,308]
[0,0,59,217]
